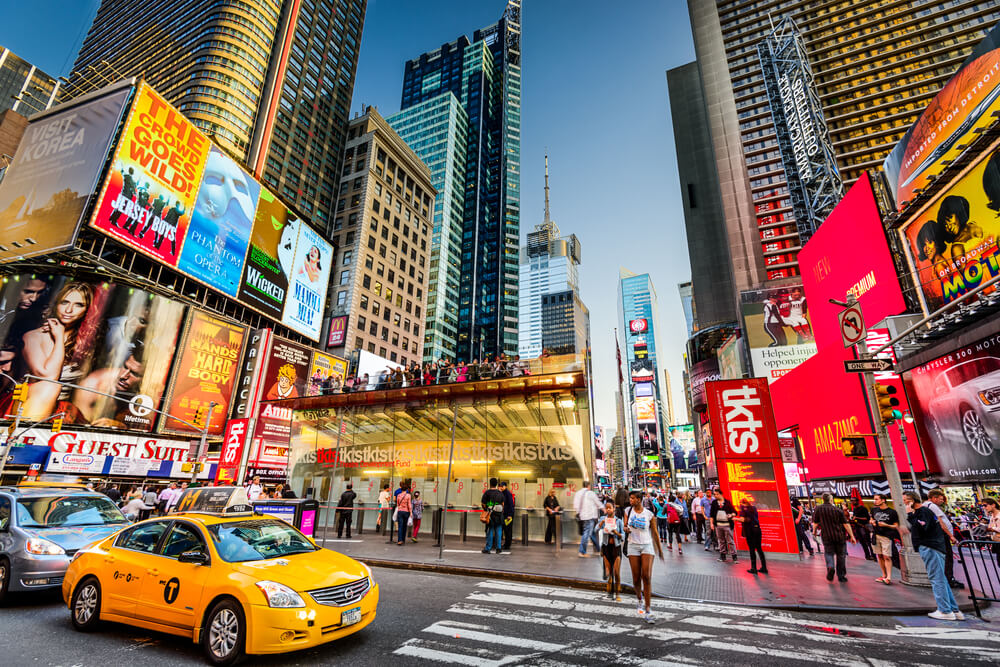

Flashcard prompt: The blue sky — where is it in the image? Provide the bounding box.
[2,0,697,433]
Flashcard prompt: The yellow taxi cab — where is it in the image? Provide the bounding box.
[61,487,378,665]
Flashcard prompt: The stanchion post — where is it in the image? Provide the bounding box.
[460,510,468,543]
[555,512,562,553]
[436,404,458,562]
[521,512,528,546]
[357,508,365,535]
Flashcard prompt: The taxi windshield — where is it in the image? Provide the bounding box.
[208,519,316,562]
[16,495,127,528]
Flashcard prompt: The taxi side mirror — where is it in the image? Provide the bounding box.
[178,550,209,565]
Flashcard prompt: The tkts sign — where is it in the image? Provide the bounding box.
[215,418,249,484]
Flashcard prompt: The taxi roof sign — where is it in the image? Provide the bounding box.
[174,486,254,516]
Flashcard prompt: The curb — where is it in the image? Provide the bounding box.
[358,557,987,616]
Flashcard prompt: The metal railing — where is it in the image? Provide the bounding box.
[957,539,1000,618]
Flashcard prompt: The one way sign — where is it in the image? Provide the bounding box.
[844,358,894,373]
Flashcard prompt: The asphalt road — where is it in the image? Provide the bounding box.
[3,567,1000,666]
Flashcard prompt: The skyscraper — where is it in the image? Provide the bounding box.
[395,0,521,362]
[518,157,581,358]
[67,0,367,233]
[685,0,1000,283]
[0,46,60,117]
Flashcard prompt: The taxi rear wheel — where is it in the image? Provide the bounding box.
[203,598,246,666]
[71,577,102,632]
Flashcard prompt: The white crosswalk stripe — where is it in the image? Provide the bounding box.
[392,579,1000,666]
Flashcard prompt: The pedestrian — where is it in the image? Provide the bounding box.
[598,501,624,601]
[736,498,767,574]
[926,489,962,589]
[903,491,964,621]
[850,496,876,561]
[140,486,158,521]
[247,475,264,501]
[122,493,146,521]
[411,491,423,542]
[702,491,716,551]
[984,497,1000,566]
[870,493,900,584]
[156,483,173,516]
[812,493,856,582]
[376,483,391,531]
[666,494,685,554]
[573,480,604,557]
[104,483,122,505]
[790,496,815,556]
[543,489,561,544]
[680,491,692,542]
[692,490,706,542]
[625,489,663,622]
[614,485,629,520]
[481,477,505,554]
[710,488,738,562]
[337,483,356,538]
[499,481,515,552]
[652,494,669,543]
[394,482,412,546]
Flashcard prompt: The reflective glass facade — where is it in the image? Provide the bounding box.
[0,47,60,116]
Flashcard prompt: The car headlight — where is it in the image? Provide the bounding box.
[25,536,66,556]
[978,388,1000,405]
[255,580,306,608]
[360,562,373,580]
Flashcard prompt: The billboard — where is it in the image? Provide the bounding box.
[0,87,132,262]
[883,23,1000,209]
[216,418,249,485]
[668,424,696,470]
[307,350,348,396]
[253,337,312,467]
[717,334,744,380]
[689,358,720,413]
[327,315,347,347]
[0,275,185,429]
[740,285,816,383]
[904,329,1000,482]
[160,310,246,435]
[635,395,656,423]
[705,378,797,553]
[239,189,299,320]
[176,145,259,296]
[90,83,209,266]
[629,318,648,334]
[898,138,1000,312]
[281,222,333,341]
[799,173,906,348]
[768,331,925,479]
[230,328,271,420]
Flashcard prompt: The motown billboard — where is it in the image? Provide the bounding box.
[883,22,1000,210]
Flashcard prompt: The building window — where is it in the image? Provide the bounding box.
[339,270,350,285]
[342,250,353,265]
[356,337,363,349]
[362,274,371,289]
[360,294,368,310]
[369,321,378,335]
[336,291,346,305]
[373,281,382,296]
[358,315,366,329]
[372,302,380,316]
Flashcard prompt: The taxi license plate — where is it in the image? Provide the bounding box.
[341,607,362,626]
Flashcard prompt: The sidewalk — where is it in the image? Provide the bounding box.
[317,528,988,614]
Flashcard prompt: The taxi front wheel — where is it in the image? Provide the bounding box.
[203,598,246,666]
[71,577,102,632]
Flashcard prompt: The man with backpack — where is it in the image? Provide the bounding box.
[481,478,505,554]
[573,480,604,557]
[904,491,964,621]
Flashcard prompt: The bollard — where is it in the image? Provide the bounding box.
[385,509,395,543]
[433,507,443,546]
[460,510,468,543]
[358,508,365,535]
[555,513,562,553]
[521,512,529,546]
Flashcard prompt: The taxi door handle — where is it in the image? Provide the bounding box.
[146,568,159,576]
[104,557,115,564]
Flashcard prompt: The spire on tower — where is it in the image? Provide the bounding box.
[543,154,551,225]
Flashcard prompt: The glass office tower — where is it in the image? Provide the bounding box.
[396,0,521,363]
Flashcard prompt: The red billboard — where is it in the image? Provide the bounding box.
[216,418,248,484]
[705,378,797,553]
[799,173,905,349]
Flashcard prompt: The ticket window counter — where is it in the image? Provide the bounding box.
[251,498,321,537]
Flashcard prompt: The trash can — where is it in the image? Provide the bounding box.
[252,498,321,537]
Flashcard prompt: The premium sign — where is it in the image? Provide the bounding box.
[706,378,797,553]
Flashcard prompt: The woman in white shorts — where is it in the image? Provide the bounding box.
[625,490,663,622]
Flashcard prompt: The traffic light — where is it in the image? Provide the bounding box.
[11,382,28,403]
[841,436,869,458]
[873,384,902,424]
[193,407,206,429]
[51,417,63,432]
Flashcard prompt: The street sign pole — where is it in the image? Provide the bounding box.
[0,400,24,481]
[848,296,928,586]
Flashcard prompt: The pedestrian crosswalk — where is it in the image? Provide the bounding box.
[393,579,1000,666]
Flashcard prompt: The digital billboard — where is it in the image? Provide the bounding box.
[90,83,209,266]
[160,310,246,435]
[635,395,656,423]
[239,189,299,320]
[904,329,1000,483]
[883,23,1000,209]
[253,337,312,467]
[307,350,348,396]
[799,173,905,349]
[327,315,347,347]
[0,87,132,262]
[176,145,259,296]
[705,378,797,553]
[740,285,816,383]
[668,424,696,470]
[689,358,720,412]
[282,222,333,341]
[0,274,185,430]
[717,334,744,380]
[898,138,1000,313]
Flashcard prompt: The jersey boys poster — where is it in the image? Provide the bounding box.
[282,223,332,340]
[238,187,298,320]
[160,310,246,435]
[90,83,209,266]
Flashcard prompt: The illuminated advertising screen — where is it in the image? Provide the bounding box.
[799,173,906,349]
[307,350,348,396]
[883,23,1000,210]
[629,318,648,334]
[216,418,249,484]
[903,330,1000,482]
[740,285,816,383]
[254,337,312,466]
[282,223,333,340]
[717,334,743,380]
[689,358,720,412]
[177,145,260,296]
[229,327,271,421]
[90,83,209,266]
[898,137,1000,313]
[239,188,298,320]
[669,424,697,470]
[0,274,185,430]
[768,332,925,479]
[0,87,132,262]
[706,378,797,553]
[635,395,656,423]
[160,310,246,435]
[327,314,347,347]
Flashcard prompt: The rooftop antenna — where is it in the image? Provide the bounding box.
[543,153,552,225]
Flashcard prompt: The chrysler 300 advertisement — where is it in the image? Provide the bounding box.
[905,330,1000,482]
